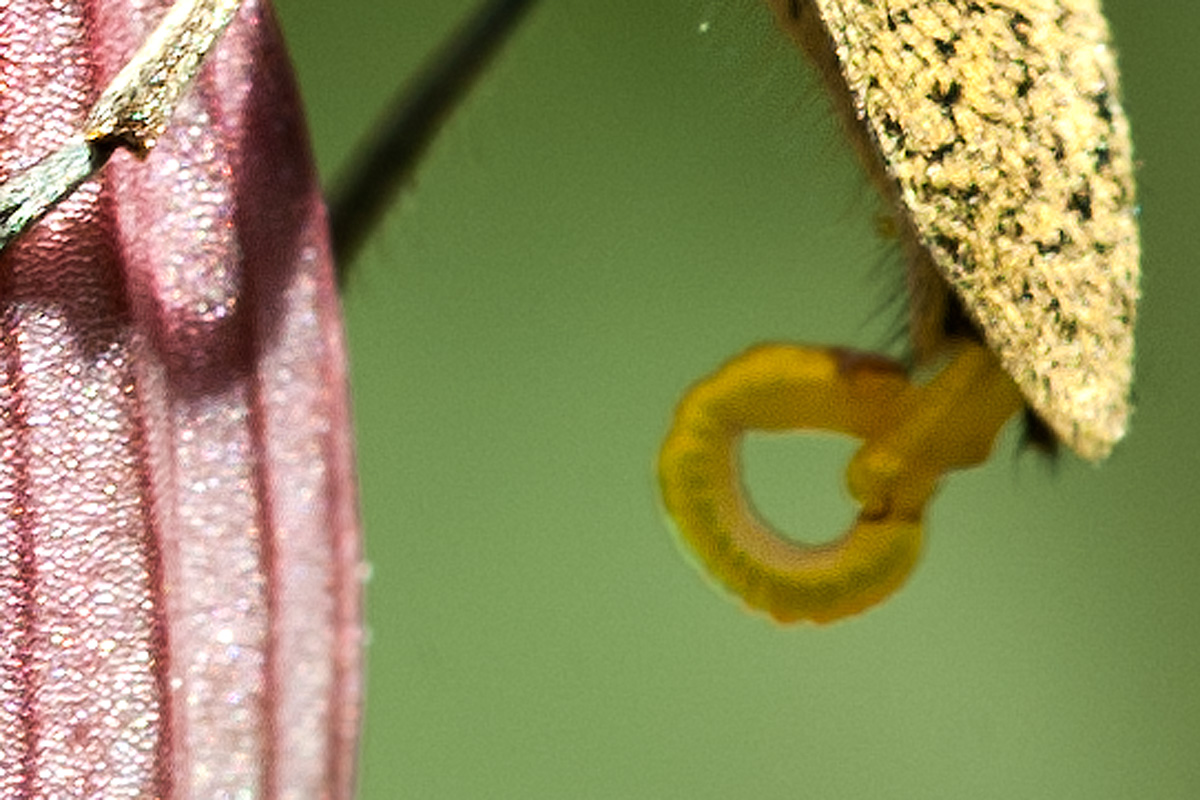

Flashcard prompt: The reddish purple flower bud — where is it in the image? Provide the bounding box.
[0,0,361,796]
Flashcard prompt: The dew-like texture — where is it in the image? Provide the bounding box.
[0,0,361,797]
[767,0,1139,460]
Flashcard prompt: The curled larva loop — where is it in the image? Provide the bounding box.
[659,342,1023,623]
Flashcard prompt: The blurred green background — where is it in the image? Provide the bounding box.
[273,2,1199,797]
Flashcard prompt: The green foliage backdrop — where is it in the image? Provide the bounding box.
[275,2,1200,797]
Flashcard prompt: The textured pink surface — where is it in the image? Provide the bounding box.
[0,0,362,797]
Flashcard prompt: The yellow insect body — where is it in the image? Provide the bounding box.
[658,1,1139,623]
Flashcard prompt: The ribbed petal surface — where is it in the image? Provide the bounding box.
[0,1,362,797]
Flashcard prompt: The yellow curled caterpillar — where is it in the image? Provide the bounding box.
[659,0,1140,623]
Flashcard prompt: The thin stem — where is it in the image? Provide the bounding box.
[0,137,108,253]
[328,0,539,278]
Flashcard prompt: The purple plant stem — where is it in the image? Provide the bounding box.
[0,0,362,796]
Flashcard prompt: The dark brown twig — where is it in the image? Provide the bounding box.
[328,0,538,279]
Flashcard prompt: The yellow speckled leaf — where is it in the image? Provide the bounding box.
[768,0,1139,460]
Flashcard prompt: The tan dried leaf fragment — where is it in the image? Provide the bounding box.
[85,0,243,154]
[768,0,1139,460]
[0,0,243,254]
